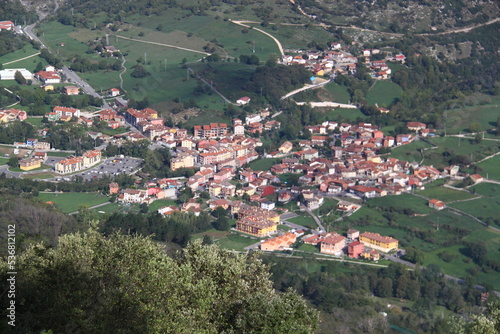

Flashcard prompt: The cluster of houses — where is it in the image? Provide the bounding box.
[261,228,398,260]
[0,108,27,123]
[16,139,51,171]
[280,43,406,80]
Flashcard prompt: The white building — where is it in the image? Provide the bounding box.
[0,69,32,81]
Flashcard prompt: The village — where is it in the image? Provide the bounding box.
[1,86,483,262]
[280,42,406,81]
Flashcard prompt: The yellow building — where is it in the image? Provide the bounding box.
[170,154,194,170]
[19,158,41,171]
[236,217,277,237]
[359,232,398,253]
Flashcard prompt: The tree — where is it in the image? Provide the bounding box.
[7,156,19,167]
[139,202,148,213]
[213,215,230,231]
[131,64,150,78]
[15,70,26,85]
[3,227,319,333]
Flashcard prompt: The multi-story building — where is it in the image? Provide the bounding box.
[193,123,228,138]
[170,154,195,170]
[359,232,398,253]
[236,216,277,238]
[19,158,41,171]
[320,234,346,256]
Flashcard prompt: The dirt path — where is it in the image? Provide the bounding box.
[118,56,127,93]
[3,52,41,65]
[116,35,211,56]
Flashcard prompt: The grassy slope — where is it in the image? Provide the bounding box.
[36,192,110,213]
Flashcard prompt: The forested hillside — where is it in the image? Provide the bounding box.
[297,0,499,33]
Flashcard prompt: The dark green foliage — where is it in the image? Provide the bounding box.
[245,64,311,104]
[0,121,35,144]
[0,194,79,258]
[130,64,150,78]
[101,211,212,247]
[2,231,319,333]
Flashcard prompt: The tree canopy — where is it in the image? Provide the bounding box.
[2,227,319,333]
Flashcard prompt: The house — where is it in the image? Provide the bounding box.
[245,113,261,125]
[470,174,484,184]
[348,240,364,258]
[359,232,398,253]
[63,86,79,95]
[261,201,275,211]
[109,88,120,97]
[34,142,51,150]
[104,45,119,53]
[347,229,360,240]
[428,199,445,210]
[237,96,251,105]
[349,185,379,199]
[406,122,426,132]
[109,182,119,194]
[54,106,81,118]
[0,21,15,31]
[320,234,346,256]
[260,232,297,251]
[35,71,61,84]
[33,151,47,162]
[19,158,41,171]
[361,250,380,261]
[278,141,293,154]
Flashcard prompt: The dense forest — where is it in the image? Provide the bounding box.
[0,0,37,26]
[1,230,319,333]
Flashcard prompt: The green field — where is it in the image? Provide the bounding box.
[389,136,500,169]
[0,44,41,66]
[26,117,44,127]
[322,82,350,104]
[418,186,478,203]
[249,158,280,171]
[366,80,403,107]
[368,194,434,214]
[470,183,500,198]
[288,214,317,229]
[215,233,258,251]
[322,107,366,123]
[389,139,433,163]
[148,199,178,212]
[444,95,500,134]
[36,192,110,213]
[476,155,500,181]
[449,197,500,228]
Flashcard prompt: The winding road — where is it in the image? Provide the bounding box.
[229,20,285,56]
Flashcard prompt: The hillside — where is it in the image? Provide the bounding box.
[297,0,500,33]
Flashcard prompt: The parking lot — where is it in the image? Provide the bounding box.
[48,157,143,181]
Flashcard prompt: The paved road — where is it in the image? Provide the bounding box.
[229,20,284,56]
[304,208,326,233]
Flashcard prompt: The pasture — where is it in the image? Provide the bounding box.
[418,186,477,203]
[443,95,500,134]
[476,155,500,181]
[366,80,403,107]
